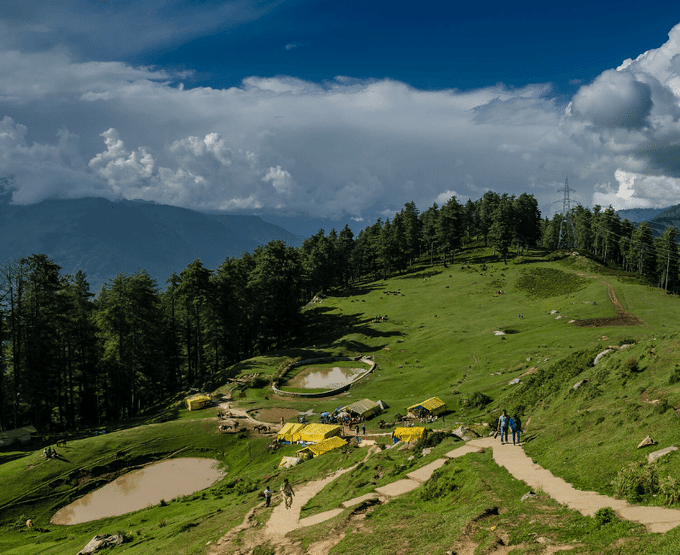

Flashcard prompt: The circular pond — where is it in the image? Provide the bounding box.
[284,365,367,390]
[51,458,224,525]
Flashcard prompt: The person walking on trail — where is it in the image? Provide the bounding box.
[264,485,272,507]
[497,410,509,444]
[511,413,522,445]
[507,414,516,444]
[362,424,366,435]
[281,479,295,509]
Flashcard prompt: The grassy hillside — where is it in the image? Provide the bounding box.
[2,247,680,554]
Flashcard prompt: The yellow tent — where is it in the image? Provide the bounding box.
[394,426,426,443]
[407,396,446,416]
[185,394,212,411]
[297,436,347,457]
[277,422,306,443]
[298,423,342,443]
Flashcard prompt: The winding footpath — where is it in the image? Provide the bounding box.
[209,436,680,554]
[471,437,680,534]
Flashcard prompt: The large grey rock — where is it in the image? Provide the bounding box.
[77,534,126,555]
[594,349,612,365]
[648,446,678,464]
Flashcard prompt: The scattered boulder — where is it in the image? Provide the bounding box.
[648,446,678,464]
[594,349,612,365]
[637,436,657,449]
[453,425,480,441]
[573,379,588,391]
[508,378,521,385]
[78,534,127,555]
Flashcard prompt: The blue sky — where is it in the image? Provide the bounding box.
[2,1,680,227]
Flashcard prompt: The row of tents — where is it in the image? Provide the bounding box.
[277,423,348,466]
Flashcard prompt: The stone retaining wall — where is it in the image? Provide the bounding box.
[272,356,376,398]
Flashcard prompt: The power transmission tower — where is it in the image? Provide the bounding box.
[557,177,578,249]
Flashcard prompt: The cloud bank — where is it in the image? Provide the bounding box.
[3,21,680,218]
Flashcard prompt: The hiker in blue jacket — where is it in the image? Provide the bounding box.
[497,410,509,444]
[511,413,522,445]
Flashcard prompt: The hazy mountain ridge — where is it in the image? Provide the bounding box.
[645,204,680,236]
[0,197,304,291]
[616,207,668,223]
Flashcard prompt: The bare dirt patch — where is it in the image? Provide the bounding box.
[253,407,300,423]
[574,287,645,328]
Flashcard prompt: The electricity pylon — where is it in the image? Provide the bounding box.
[557,177,578,249]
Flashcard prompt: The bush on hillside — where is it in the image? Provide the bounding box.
[420,465,460,501]
[612,461,658,502]
[512,348,598,410]
[669,366,680,385]
[251,376,270,389]
[660,476,680,506]
[415,431,449,453]
[594,507,616,527]
[460,391,492,410]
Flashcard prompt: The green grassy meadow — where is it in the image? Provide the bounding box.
[3,247,680,554]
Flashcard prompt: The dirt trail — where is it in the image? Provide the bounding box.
[265,467,355,539]
[574,283,646,327]
[468,437,680,533]
[208,432,680,553]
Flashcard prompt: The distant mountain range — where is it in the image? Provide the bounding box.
[616,206,680,237]
[644,205,680,236]
[3,197,680,293]
[615,207,668,223]
[0,197,305,291]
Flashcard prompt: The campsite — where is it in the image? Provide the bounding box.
[2,248,680,555]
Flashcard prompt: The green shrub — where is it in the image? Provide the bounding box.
[660,476,680,506]
[669,367,680,385]
[594,507,616,527]
[612,462,659,502]
[467,391,492,409]
[421,465,460,501]
[625,356,640,373]
[654,399,671,414]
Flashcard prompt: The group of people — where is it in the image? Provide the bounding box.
[263,478,295,509]
[42,446,58,459]
[496,410,522,445]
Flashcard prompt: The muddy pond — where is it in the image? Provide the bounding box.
[284,366,367,390]
[51,458,224,525]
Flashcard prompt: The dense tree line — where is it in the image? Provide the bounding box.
[0,191,550,432]
[542,205,680,292]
